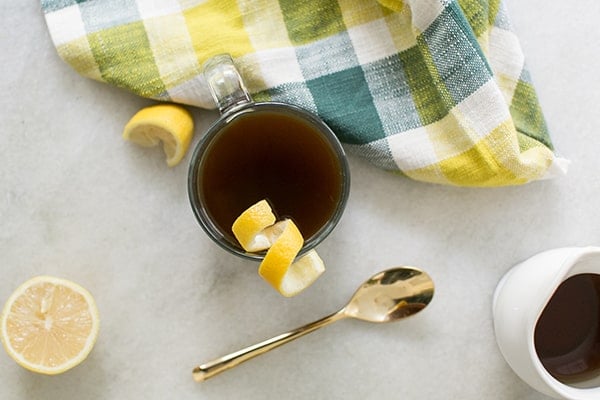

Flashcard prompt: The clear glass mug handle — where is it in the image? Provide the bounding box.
[203,54,253,114]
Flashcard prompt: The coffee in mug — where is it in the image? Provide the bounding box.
[188,54,350,260]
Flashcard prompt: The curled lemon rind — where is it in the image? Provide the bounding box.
[258,219,304,290]
[279,250,325,297]
[122,104,194,167]
[232,200,326,297]
[232,200,277,252]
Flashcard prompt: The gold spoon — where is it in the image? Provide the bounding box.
[192,266,435,382]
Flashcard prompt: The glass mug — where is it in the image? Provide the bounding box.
[188,54,350,260]
[493,247,600,399]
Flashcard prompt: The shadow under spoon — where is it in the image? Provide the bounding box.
[193,266,435,382]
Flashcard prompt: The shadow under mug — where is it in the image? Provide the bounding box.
[188,54,350,260]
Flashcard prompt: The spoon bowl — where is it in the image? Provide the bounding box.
[343,267,434,322]
[193,266,435,382]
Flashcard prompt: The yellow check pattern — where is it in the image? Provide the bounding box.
[41,0,568,186]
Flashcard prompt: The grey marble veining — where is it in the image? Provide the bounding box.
[1,1,599,399]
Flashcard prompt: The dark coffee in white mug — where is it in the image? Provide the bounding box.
[534,273,600,386]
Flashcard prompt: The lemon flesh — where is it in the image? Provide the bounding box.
[0,276,100,375]
[123,104,194,167]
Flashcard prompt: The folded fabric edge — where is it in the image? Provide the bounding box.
[540,156,570,180]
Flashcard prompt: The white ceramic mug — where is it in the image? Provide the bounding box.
[493,246,600,399]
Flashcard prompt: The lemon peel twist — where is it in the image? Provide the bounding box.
[122,104,194,167]
[232,200,325,297]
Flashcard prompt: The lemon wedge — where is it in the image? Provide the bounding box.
[123,104,194,167]
[232,200,326,297]
[1,276,100,375]
[232,200,277,252]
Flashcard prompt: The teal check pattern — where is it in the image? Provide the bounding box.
[41,0,568,186]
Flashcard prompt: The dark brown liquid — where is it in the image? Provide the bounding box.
[199,109,343,247]
[534,273,600,385]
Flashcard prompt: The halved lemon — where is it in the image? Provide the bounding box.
[123,104,194,167]
[0,276,100,375]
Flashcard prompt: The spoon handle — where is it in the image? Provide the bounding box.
[193,310,346,382]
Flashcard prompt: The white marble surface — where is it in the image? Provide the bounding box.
[1,1,599,399]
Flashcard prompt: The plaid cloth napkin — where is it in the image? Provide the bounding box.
[41,0,568,186]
